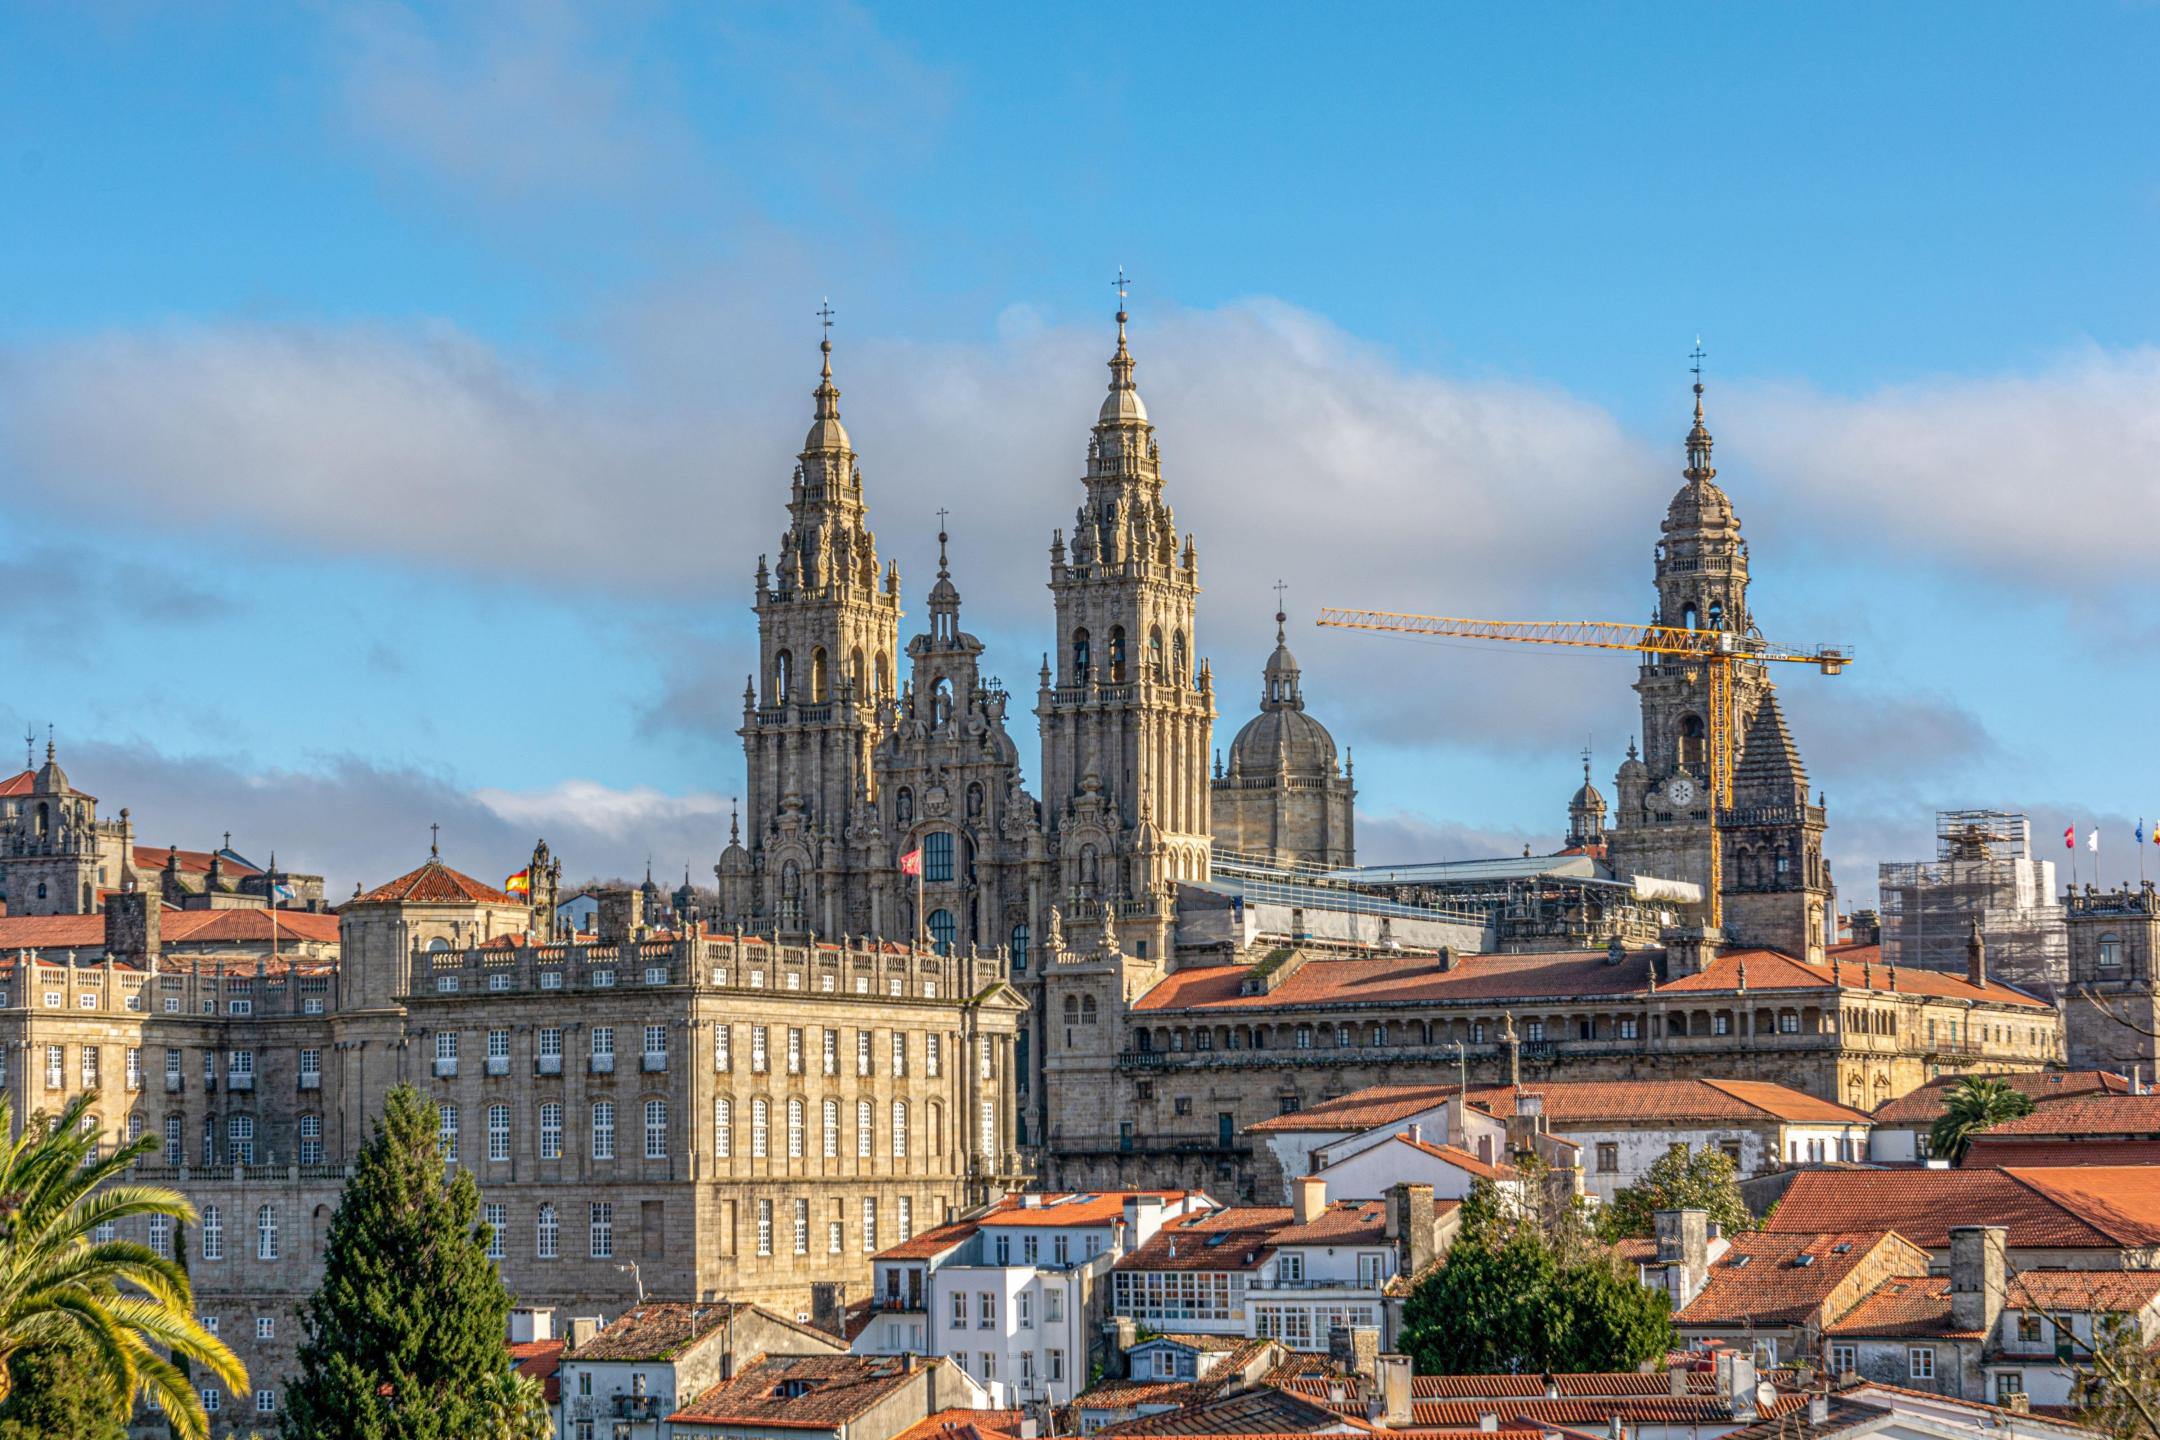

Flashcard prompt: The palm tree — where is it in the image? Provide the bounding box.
[0,1092,244,1440]
[1930,1076,2037,1163]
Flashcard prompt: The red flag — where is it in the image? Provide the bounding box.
[2065,825,2076,850]
[900,847,923,877]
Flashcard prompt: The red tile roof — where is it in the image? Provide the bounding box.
[1281,1374,1715,1401]
[1389,1133,1518,1180]
[1661,946,2051,1008]
[669,1353,923,1428]
[1971,1094,2160,1137]
[1962,1138,2160,1168]
[1271,1199,1392,1247]
[563,1302,740,1361]
[1767,1167,2160,1249]
[1676,1230,1925,1328]
[357,856,518,905]
[0,769,34,798]
[872,1216,983,1262]
[2008,1270,2160,1312]
[1077,1379,1207,1410]
[135,846,262,878]
[0,906,340,952]
[1872,1071,2131,1125]
[509,1339,564,1404]
[1132,950,1657,1016]
[1095,1386,1368,1436]
[1115,1208,1294,1273]
[892,1409,1026,1440]
[1255,1079,1867,1135]
[1824,1276,1977,1339]
[980,1192,1204,1228]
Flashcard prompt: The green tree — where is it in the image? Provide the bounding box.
[281,1085,517,1439]
[0,1093,244,1440]
[1598,1142,1755,1241]
[1401,1176,1674,1374]
[0,1332,129,1440]
[476,1368,554,1440]
[1929,1077,2035,1163]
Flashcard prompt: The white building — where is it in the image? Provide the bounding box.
[854,1190,1212,1410]
[556,1302,844,1440]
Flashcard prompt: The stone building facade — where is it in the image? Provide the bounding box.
[3,840,1025,1433]
[1210,609,1355,870]
[1037,936,2060,1201]
[2061,882,2160,1072]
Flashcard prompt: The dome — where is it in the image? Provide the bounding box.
[1227,705,1340,778]
[33,741,68,794]
[1572,777,1607,811]
[1664,381,1734,534]
[1097,309,1149,426]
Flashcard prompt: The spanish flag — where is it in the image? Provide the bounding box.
[504,869,531,895]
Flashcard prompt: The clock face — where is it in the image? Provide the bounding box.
[1668,779,1697,805]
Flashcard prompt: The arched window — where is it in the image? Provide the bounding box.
[536,1203,559,1259]
[823,1099,839,1158]
[1172,630,1187,683]
[257,1204,278,1260]
[773,649,793,703]
[1063,995,1079,1025]
[850,647,866,697]
[928,909,957,956]
[1010,922,1030,971]
[646,1099,669,1159]
[857,1099,874,1158]
[202,1205,223,1261]
[1681,603,1700,631]
[1081,995,1099,1025]
[35,883,46,900]
[589,1101,613,1160]
[1679,715,1707,770]
[924,831,955,883]
[751,1099,769,1158]
[875,651,892,697]
[1149,627,1164,681]
[1072,627,1091,675]
[892,1100,908,1159]
[1109,626,1128,682]
[787,1098,804,1158]
[35,803,48,837]
[714,1097,732,1158]
[895,787,914,825]
[930,1099,945,1155]
[810,647,830,703]
[1708,600,1726,630]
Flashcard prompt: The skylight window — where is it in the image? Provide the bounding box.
[1729,1255,1751,1268]
[1794,1254,1816,1267]
[1831,1243,1852,1254]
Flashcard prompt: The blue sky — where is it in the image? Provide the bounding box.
[2,3,2157,898]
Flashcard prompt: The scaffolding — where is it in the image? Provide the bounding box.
[1878,810,2068,993]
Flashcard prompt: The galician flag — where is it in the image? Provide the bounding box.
[900,847,923,877]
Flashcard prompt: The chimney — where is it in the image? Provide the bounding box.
[1124,1195,1169,1248]
[1294,1175,1327,1225]
[1393,1183,1438,1277]
[1809,1395,1831,1424]
[1408,1122,1423,1147]
[1437,946,1458,972]
[1379,1354,1413,1428]
[104,883,161,965]
[509,1306,555,1343]
[1653,1210,1710,1307]
[1351,1327,1381,1385]
[1608,1418,1626,1440]
[1967,919,1988,988]
[1717,1353,1758,1424]
[1668,1364,1687,1398]
[567,1315,603,1351]
[810,1281,847,1337]
[1949,1225,2008,1336]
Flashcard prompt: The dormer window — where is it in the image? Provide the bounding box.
[775,1379,814,1400]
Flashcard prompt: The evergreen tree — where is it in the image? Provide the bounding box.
[0,1333,130,1440]
[1401,1175,1674,1374]
[281,1085,515,1440]
[1598,1142,1755,1241]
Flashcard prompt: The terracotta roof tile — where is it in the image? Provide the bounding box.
[509,1339,564,1404]
[1272,1199,1391,1247]
[982,1191,1205,1228]
[1132,950,1656,1017]
[357,856,518,906]
[1116,1208,1293,1273]
[1661,946,2050,1009]
[1389,1133,1518,1180]
[135,846,262,878]
[563,1302,741,1361]
[892,1409,1026,1440]
[1249,1086,1458,1134]
[872,1215,987,1262]
[1973,1094,2160,1137]
[1078,1380,1207,1410]
[669,1353,923,1427]
[1281,1374,1715,1401]
[1096,1386,1363,1436]
[1767,1167,2160,1249]
[1825,1275,1977,1339]
[1253,1078,1868,1136]
[1871,1071,2129,1125]
[1677,1231,1924,1328]
[1962,1138,2160,1168]
[0,907,340,953]
[0,769,33,797]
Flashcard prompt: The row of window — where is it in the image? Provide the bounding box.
[947,1286,1065,1329]
[158,1111,324,1167]
[424,1024,973,1078]
[946,1347,1065,1390]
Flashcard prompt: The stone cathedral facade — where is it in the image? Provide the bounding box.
[718,304,1246,1146]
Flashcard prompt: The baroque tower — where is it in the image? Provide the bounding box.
[737,334,904,935]
[1211,604,1356,869]
[1037,298,1215,960]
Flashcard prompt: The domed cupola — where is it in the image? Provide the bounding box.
[1211,602,1357,869]
[1226,608,1339,780]
[1566,753,1609,851]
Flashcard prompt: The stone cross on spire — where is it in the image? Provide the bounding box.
[1684,337,1716,482]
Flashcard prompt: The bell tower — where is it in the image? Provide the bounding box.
[1037,284,1214,959]
[739,322,903,933]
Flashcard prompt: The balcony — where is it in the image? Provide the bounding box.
[433,1058,458,1078]
[642,1052,668,1073]
[164,1074,184,1093]
[227,1073,256,1092]
[299,1073,321,1091]
[125,1074,142,1092]
[536,1054,563,1076]
[612,1395,663,1422]
[485,1056,510,1077]
[590,1053,615,1074]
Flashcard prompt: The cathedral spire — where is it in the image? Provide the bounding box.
[804,303,851,455]
[1098,268,1148,428]
[1684,340,1716,484]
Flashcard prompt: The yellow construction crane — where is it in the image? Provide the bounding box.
[1314,609,1852,933]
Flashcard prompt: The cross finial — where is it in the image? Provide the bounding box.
[1113,266,1131,311]
[818,298,836,338]
[429,822,440,858]
[1690,337,1706,386]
